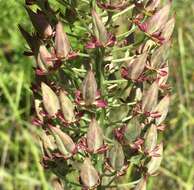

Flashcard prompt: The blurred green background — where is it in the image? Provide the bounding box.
[0,0,193,190]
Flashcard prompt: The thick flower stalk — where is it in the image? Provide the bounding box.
[20,0,174,189]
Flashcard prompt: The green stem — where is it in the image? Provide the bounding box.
[96,48,105,126]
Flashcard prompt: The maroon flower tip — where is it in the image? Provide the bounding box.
[85,37,101,49]
[35,68,47,76]
[138,23,148,32]
[121,67,129,79]
[75,90,82,103]
[32,118,42,126]
[114,126,126,143]
[67,52,78,60]
[96,99,108,108]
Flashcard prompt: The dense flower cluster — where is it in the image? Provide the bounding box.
[20,0,174,189]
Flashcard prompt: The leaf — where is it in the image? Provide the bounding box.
[26,7,52,38]
[41,82,60,116]
[18,25,40,54]
[109,104,129,122]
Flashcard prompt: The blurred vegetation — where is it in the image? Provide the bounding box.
[0,0,193,190]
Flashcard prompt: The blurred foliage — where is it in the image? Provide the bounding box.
[0,0,193,190]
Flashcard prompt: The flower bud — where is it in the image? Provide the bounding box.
[142,82,159,113]
[40,131,56,158]
[55,22,71,58]
[145,0,160,11]
[80,158,100,188]
[26,7,52,38]
[59,90,75,123]
[144,124,157,152]
[125,117,141,144]
[153,95,170,125]
[147,143,163,175]
[125,52,148,81]
[41,82,60,116]
[160,17,175,42]
[38,45,53,68]
[150,42,170,69]
[87,118,104,153]
[142,3,171,34]
[50,126,76,158]
[82,70,97,106]
[134,177,147,190]
[36,54,48,73]
[52,178,64,190]
[108,142,125,171]
[92,9,108,45]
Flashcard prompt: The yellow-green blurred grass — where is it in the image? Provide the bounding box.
[0,0,193,190]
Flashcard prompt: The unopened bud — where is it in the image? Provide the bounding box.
[82,70,97,106]
[134,177,147,190]
[87,118,104,153]
[142,82,159,113]
[125,52,148,81]
[55,22,71,58]
[161,17,175,42]
[144,124,157,152]
[153,95,170,125]
[40,131,56,158]
[50,126,76,158]
[108,142,125,171]
[80,158,100,188]
[59,90,75,123]
[147,143,163,175]
[39,45,53,68]
[52,178,64,190]
[92,9,108,45]
[41,82,60,116]
[142,3,171,34]
[145,0,160,11]
[150,42,170,69]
